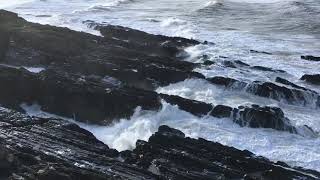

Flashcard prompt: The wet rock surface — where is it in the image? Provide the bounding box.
[1,109,319,180]
[0,10,206,125]
[301,74,320,85]
[207,76,320,107]
[0,65,161,125]
[124,125,320,180]
[0,107,156,180]
[0,10,320,179]
[232,105,297,133]
[301,55,320,62]
[0,10,202,91]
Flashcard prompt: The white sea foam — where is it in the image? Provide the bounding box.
[20,102,320,171]
[0,0,35,8]
[6,0,320,173]
[23,67,45,73]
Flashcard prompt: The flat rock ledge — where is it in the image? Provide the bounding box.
[1,108,319,180]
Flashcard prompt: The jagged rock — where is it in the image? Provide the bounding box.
[203,60,215,66]
[210,105,233,118]
[206,76,319,107]
[222,60,237,68]
[206,76,247,90]
[207,76,238,87]
[246,81,319,106]
[0,65,162,124]
[301,74,320,85]
[0,65,211,125]
[234,60,250,66]
[301,55,320,62]
[1,109,319,179]
[0,107,158,179]
[125,125,320,179]
[95,25,199,58]
[160,94,213,117]
[232,105,297,133]
[0,10,202,90]
[251,66,285,73]
[276,77,312,92]
[209,103,308,135]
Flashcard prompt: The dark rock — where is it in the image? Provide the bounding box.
[207,76,238,87]
[95,24,199,58]
[1,108,319,179]
[0,107,157,179]
[127,125,320,179]
[210,105,233,118]
[160,94,213,117]
[206,76,320,107]
[246,81,319,107]
[276,77,315,92]
[203,41,215,45]
[232,105,297,133]
[222,60,237,68]
[252,66,285,73]
[0,66,208,125]
[0,10,201,90]
[0,66,161,125]
[203,60,215,66]
[158,125,185,138]
[301,74,320,85]
[234,60,250,66]
[0,9,209,125]
[301,55,320,62]
[219,56,228,59]
[206,76,248,89]
[250,50,272,55]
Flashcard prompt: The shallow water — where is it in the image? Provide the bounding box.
[4,0,320,171]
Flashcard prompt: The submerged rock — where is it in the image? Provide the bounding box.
[301,74,320,85]
[275,77,313,92]
[251,66,286,73]
[250,49,272,55]
[301,55,320,62]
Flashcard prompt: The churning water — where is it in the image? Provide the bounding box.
[3,0,320,171]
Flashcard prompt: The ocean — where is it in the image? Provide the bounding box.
[2,0,320,171]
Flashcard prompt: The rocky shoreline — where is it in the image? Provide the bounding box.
[1,108,320,179]
[1,10,320,179]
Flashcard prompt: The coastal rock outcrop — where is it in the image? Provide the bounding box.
[0,10,203,91]
[0,9,319,179]
[206,76,320,107]
[0,108,319,179]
